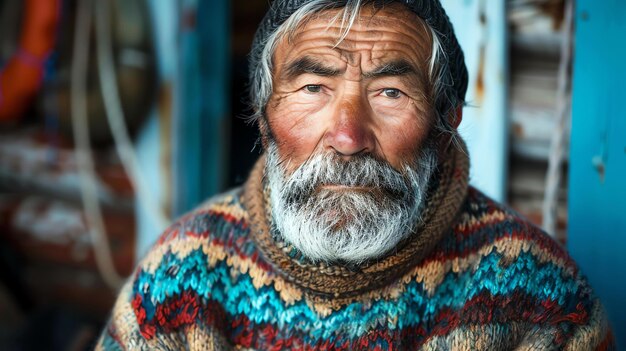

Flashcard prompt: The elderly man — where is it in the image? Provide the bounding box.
[97,0,613,349]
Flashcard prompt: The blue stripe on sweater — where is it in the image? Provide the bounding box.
[133,248,581,341]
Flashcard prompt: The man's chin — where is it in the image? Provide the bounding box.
[275,196,417,263]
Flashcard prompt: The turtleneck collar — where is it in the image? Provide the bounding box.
[242,143,470,302]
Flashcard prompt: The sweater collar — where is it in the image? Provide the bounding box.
[242,143,469,301]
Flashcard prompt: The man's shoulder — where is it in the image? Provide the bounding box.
[155,186,249,246]
[445,187,599,310]
[182,186,247,224]
[103,188,255,345]
[123,187,254,315]
[451,186,577,271]
[131,186,252,286]
[457,186,559,242]
[459,186,539,228]
[436,187,613,348]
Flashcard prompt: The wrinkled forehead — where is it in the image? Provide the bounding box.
[274,4,434,77]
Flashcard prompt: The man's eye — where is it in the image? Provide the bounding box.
[304,85,322,93]
[381,88,402,99]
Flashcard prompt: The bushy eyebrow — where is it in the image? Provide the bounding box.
[283,56,341,80]
[282,56,421,84]
[362,59,418,79]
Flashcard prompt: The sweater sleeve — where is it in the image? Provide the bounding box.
[94,236,236,351]
[95,279,151,351]
[562,299,616,351]
[95,274,235,351]
[511,285,616,351]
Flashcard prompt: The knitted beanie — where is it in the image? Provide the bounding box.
[248,0,468,122]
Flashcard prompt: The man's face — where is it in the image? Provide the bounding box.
[265,4,435,173]
[263,5,439,263]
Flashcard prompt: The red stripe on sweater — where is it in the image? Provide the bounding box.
[131,288,591,348]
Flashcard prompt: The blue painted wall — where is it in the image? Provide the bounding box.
[135,0,179,259]
[137,0,230,257]
[442,0,509,202]
[174,0,230,215]
[568,0,626,344]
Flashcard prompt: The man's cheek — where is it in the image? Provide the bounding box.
[376,131,422,169]
[267,119,320,169]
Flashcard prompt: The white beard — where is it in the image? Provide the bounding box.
[265,141,437,264]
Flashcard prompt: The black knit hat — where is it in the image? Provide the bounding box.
[249,0,468,122]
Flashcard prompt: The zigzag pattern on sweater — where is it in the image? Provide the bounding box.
[98,188,614,350]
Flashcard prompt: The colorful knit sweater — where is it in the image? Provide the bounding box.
[97,147,614,350]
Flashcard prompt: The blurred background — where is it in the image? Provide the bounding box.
[0,0,624,349]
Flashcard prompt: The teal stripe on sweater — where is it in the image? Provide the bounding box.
[135,248,581,341]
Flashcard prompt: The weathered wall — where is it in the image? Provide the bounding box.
[568,0,626,344]
[441,0,509,202]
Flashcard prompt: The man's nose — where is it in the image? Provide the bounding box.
[323,97,375,157]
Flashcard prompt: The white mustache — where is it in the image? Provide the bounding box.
[278,151,415,204]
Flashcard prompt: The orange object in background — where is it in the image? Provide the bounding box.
[0,0,61,122]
